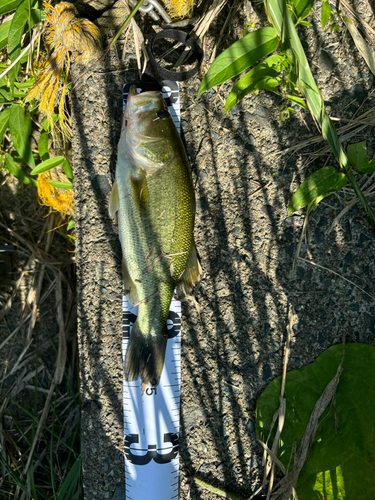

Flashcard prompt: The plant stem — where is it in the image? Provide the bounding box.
[109,0,145,48]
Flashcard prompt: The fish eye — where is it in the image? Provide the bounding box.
[157,109,169,119]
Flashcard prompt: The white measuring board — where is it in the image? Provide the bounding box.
[122,81,181,500]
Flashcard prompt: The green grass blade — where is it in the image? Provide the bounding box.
[56,456,82,500]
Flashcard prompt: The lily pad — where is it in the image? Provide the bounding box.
[256,343,375,499]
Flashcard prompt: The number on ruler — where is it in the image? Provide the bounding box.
[146,378,158,395]
[125,433,179,465]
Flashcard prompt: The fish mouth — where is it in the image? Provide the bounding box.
[127,86,162,108]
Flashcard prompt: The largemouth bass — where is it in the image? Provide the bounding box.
[109,86,201,391]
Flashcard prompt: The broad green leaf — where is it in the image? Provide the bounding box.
[357,159,375,174]
[0,0,23,15]
[0,88,10,100]
[288,166,347,215]
[7,4,42,91]
[293,0,314,21]
[198,27,279,97]
[347,140,367,169]
[225,54,286,111]
[14,76,36,89]
[256,343,375,500]
[63,159,73,180]
[299,20,312,26]
[321,2,331,27]
[38,132,49,160]
[0,108,10,144]
[9,105,35,167]
[46,180,74,190]
[30,156,64,175]
[0,20,11,50]
[4,153,37,186]
[67,219,75,231]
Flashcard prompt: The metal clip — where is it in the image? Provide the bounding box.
[128,0,172,23]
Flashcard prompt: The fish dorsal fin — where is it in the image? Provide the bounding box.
[109,181,119,217]
[177,242,202,295]
[122,257,139,306]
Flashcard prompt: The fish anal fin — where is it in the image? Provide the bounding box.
[122,257,139,305]
[177,242,202,296]
[109,180,119,217]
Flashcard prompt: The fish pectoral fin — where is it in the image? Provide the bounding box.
[109,180,119,217]
[122,257,139,305]
[177,242,202,295]
[131,173,149,212]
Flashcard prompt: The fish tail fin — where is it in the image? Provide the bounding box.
[124,320,167,393]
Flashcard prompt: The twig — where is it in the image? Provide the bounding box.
[292,211,309,279]
[54,272,67,384]
[298,257,375,300]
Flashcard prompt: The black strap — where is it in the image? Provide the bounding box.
[145,28,203,82]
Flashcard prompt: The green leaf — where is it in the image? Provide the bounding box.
[38,132,49,161]
[286,94,309,110]
[56,456,81,500]
[7,3,42,91]
[321,2,332,27]
[197,27,279,97]
[14,76,36,89]
[43,114,59,132]
[293,0,314,21]
[347,140,367,169]
[0,0,23,15]
[357,159,375,174]
[46,180,74,190]
[9,105,35,167]
[4,153,37,186]
[63,159,73,180]
[225,54,286,111]
[67,219,75,231]
[288,166,347,215]
[257,344,375,500]
[30,156,64,175]
[0,20,11,50]
[0,107,11,143]
[299,20,312,26]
